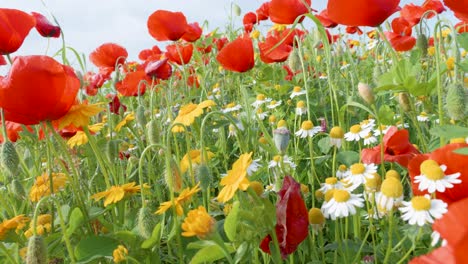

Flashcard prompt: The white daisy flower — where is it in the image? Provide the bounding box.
[252,94,272,108]
[329,126,345,148]
[295,101,307,116]
[295,120,322,138]
[268,155,296,169]
[247,159,261,176]
[366,39,378,50]
[319,73,328,80]
[254,108,269,120]
[376,177,404,213]
[343,163,377,190]
[336,164,349,179]
[344,124,372,142]
[364,208,383,220]
[430,231,448,247]
[399,195,448,226]
[340,63,350,71]
[319,177,345,193]
[373,125,390,137]
[363,132,378,146]
[321,189,364,220]
[223,102,242,113]
[360,119,376,130]
[290,86,306,99]
[417,112,430,122]
[414,160,461,194]
[266,100,282,109]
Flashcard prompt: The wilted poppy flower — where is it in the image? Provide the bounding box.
[243,12,258,33]
[181,22,202,42]
[269,0,311,24]
[422,0,446,18]
[408,143,468,205]
[316,9,338,28]
[327,0,400,27]
[259,35,293,63]
[260,176,309,258]
[0,55,79,125]
[0,8,36,54]
[90,43,128,71]
[145,58,172,80]
[362,126,420,167]
[256,2,270,21]
[138,45,162,61]
[147,10,188,41]
[166,43,193,65]
[346,26,363,35]
[31,12,60,38]
[216,35,254,73]
[107,94,126,114]
[444,0,468,22]
[115,70,151,97]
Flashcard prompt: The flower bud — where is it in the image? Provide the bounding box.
[165,158,182,192]
[416,34,428,57]
[26,235,47,264]
[1,141,19,176]
[146,119,160,145]
[287,48,301,73]
[10,179,26,199]
[137,207,157,239]
[273,122,290,154]
[196,164,212,191]
[398,93,411,112]
[445,83,466,121]
[136,105,147,128]
[358,82,375,105]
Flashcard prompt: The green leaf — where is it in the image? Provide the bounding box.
[374,84,405,93]
[430,125,468,139]
[337,151,360,166]
[378,105,395,125]
[454,147,468,155]
[114,231,137,245]
[141,223,162,249]
[224,201,240,242]
[459,59,468,72]
[190,244,235,264]
[74,235,119,263]
[66,207,84,237]
[457,33,468,51]
[317,137,331,154]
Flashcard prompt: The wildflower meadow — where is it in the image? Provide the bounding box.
[0,0,468,263]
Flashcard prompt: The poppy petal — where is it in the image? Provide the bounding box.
[0,8,36,54]
[147,10,188,41]
[327,0,400,27]
[216,35,254,73]
[269,0,311,25]
[31,12,61,38]
[89,43,128,70]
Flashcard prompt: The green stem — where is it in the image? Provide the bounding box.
[0,242,18,264]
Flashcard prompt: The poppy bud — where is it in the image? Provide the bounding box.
[287,48,301,73]
[416,34,428,57]
[10,179,25,199]
[445,83,466,121]
[197,164,212,191]
[358,82,375,105]
[136,105,147,128]
[106,140,120,162]
[26,235,47,264]
[146,120,160,145]
[165,158,182,192]
[1,141,19,176]
[398,93,412,112]
[137,207,157,239]
[273,120,290,154]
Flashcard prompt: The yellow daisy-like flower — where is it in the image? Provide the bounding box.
[0,215,29,240]
[29,173,68,202]
[24,214,52,238]
[115,112,135,132]
[67,123,104,148]
[113,245,128,263]
[155,183,201,216]
[91,182,141,207]
[172,100,216,133]
[217,152,253,203]
[181,206,216,239]
[179,150,215,174]
[57,103,106,129]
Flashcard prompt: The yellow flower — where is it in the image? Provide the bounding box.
[89,122,105,133]
[217,152,253,203]
[29,173,68,202]
[179,150,215,174]
[67,131,88,148]
[155,183,201,216]
[446,57,455,71]
[269,23,286,32]
[0,215,29,240]
[91,182,141,207]
[115,112,135,132]
[181,206,216,239]
[250,30,260,39]
[427,46,435,56]
[113,245,128,263]
[24,214,52,238]
[172,100,216,133]
[57,103,105,129]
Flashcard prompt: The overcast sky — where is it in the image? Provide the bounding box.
[2,0,452,68]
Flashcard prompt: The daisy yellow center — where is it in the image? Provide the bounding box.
[273,155,281,162]
[325,177,338,185]
[277,120,287,128]
[333,190,351,202]
[420,160,440,174]
[420,112,428,117]
[226,102,235,108]
[385,170,400,180]
[350,125,362,134]
[308,208,325,225]
[270,100,277,106]
[257,108,263,114]
[423,165,445,180]
[381,177,403,198]
[301,121,313,130]
[324,189,335,202]
[350,163,366,175]
[269,115,277,123]
[293,86,302,93]
[338,164,347,171]
[256,94,265,101]
[330,127,344,138]
[364,132,373,139]
[411,196,431,211]
[297,101,306,108]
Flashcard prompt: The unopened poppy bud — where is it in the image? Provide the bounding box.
[106,140,120,162]
[165,159,182,192]
[26,235,47,264]
[196,164,212,191]
[10,179,25,198]
[1,141,19,176]
[137,207,157,239]
[398,93,412,112]
[136,105,147,128]
[287,48,301,73]
[358,82,375,105]
[273,120,290,153]
[146,120,160,145]
[445,83,466,121]
[416,34,428,57]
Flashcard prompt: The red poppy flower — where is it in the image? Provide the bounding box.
[138,45,162,61]
[31,12,60,38]
[0,55,79,125]
[410,244,457,264]
[216,35,254,73]
[400,4,425,26]
[384,18,416,52]
[260,176,309,258]
[166,43,193,65]
[259,35,293,63]
[181,22,202,42]
[283,65,301,81]
[243,12,258,33]
[214,37,228,51]
[455,21,468,33]
[0,8,36,54]
[147,10,188,41]
[361,126,420,167]
[346,26,363,35]
[422,0,446,18]
[115,70,151,96]
[256,2,270,21]
[444,0,468,22]
[269,0,311,25]
[278,28,306,47]
[392,17,413,36]
[89,43,128,71]
[408,143,468,205]
[327,0,400,27]
[107,94,127,115]
[0,121,32,143]
[83,70,112,96]
[187,74,199,88]
[0,55,6,66]
[145,58,172,80]
[316,9,338,28]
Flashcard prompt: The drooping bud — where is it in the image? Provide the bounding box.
[1,141,19,176]
[398,93,412,112]
[165,158,182,192]
[136,105,147,128]
[273,120,290,154]
[26,235,47,264]
[196,164,212,191]
[137,207,157,239]
[146,119,160,145]
[445,83,466,121]
[416,34,428,57]
[10,179,26,199]
[287,48,301,73]
[358,82,375,105]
